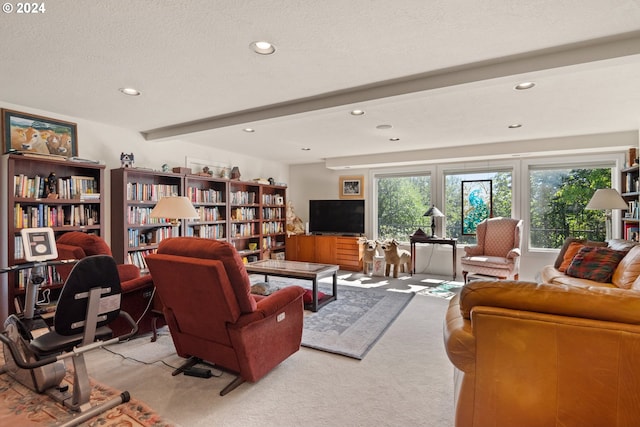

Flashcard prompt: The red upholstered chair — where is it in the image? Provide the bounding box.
[145,237,305,396]
[460,217,523,283]
[55,232,155,336]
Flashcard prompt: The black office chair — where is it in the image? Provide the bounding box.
[1,255,138,424]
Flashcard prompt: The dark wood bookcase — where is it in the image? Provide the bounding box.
[2,153,105,315]
[184,174,228,241]
[621,165,640,240]
[110,167,183,271]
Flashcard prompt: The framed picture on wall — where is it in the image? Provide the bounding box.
[339,175,364,199]
[2,108,78,157]
[461,179,493,235]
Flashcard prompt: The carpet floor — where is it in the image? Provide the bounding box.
[81,272,460,427]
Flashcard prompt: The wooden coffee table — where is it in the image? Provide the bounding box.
[245,259,338,312]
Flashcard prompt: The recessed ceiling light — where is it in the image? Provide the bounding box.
[243,128,255,133]
[514,82,535,90]
[376,124,392,129]
[119,87,141,96]
[250,41,276,55]
[350,109,365,116]
[389,137,400,141]
[508,124,522,129]
[301,147,311,151]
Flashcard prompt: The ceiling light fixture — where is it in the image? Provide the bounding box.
[301,147,311,151]
[508,124,522,129]
[243,128,255,133]
[119,87,141,96]
[389,137,400,141]
[376,124,392,129]
[350,109,365,116]
[514,82,535,90]
[250,41,276,55]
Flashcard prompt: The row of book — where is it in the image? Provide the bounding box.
[190,206,224,222]
[186,224,225,239]
[186,187,224,204]
[230,191,256,205]
[624,223,640,242]
[126,183,180,202]
[14,203,99,228]
[231,207,257,221]
[262,194,284,205]
[128,226,174,248]
[126,206,172,225]
[231,222,257,237]
[13,265,62,289]
[262,221,284,234]
[126,249,156,270]
[626,200,640,219]
[14,174,98,199]
[262,207,283,220]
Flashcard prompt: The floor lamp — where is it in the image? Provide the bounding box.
[585,188,628,240]
[150,196,199,237]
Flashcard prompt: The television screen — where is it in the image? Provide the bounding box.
[309,199,365,235]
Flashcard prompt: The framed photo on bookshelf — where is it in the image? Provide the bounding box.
[2,109,78,157]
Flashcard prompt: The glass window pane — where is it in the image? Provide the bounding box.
[376,174,430,241]
[529,167,611,249]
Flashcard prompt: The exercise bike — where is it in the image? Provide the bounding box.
[0,227,138,427]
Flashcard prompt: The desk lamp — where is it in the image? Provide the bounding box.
[585,188,628,240]
[150,196,199,237]
[424,205,444,238]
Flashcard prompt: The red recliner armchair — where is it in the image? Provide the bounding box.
[55,232,155,336]
[145,237,305,396]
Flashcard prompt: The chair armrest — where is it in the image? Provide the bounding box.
[505,248,521,259]
[234,286,305,327]
[117,264,141,282]
[463,245,483,256]
[120,274,153,294]
[460,280,640,324]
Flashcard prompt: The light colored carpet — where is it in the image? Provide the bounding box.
[84,272,458,427]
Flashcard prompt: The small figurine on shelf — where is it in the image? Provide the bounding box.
[161,163,170,172]
[230,166,241,180]
[46,172,58,199]
[120,152,135,168]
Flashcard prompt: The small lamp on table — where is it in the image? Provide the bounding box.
[424,205,444,238]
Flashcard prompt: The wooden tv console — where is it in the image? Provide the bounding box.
[285,234,363,271]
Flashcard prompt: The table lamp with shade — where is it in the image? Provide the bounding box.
[150,196,199,237]
[423,205,444,238]
[585,188,629,240]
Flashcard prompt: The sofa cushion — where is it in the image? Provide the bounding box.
[612,245,640,289]
[554,237,607,269]
[566,246,626,283]
[558,241,584,272]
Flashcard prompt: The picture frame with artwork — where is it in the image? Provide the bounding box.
[2,109,78,157]
[339,175,364,199]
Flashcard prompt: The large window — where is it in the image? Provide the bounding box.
[376,174,430,241]
[445,171,512,244]
[529,166,612,249]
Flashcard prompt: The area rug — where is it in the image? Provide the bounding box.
[0,352,176,426]
[301,285,414,360]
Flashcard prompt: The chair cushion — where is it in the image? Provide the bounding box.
[566,246,626,283]
[157,237,257,313]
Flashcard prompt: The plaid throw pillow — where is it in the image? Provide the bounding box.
[566,246,626,283]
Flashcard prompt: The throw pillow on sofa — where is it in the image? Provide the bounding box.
[566,246,627,283]
[558,241,585,272]
[553,237,607,269]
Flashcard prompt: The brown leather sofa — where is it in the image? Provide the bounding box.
[540,238,640,289]
[444,279,640,427]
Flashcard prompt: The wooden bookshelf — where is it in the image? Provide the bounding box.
[184,174,228,241]
[2,153,105,315]
[621,165,639,241]
[110,167,183,271]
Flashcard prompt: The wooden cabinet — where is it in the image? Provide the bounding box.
[621,165,639,240]
[110,168,183,270]
[286,234,362,271]
[1,153,105,316]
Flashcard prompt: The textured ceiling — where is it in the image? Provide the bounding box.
[1,0,640,165]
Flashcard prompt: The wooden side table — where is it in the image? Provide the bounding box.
[409,233,457,280]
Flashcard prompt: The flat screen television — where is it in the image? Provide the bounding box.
[309,199,365,235]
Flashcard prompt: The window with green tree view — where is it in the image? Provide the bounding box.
[529,166,612,249]
[376,174,430,241]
